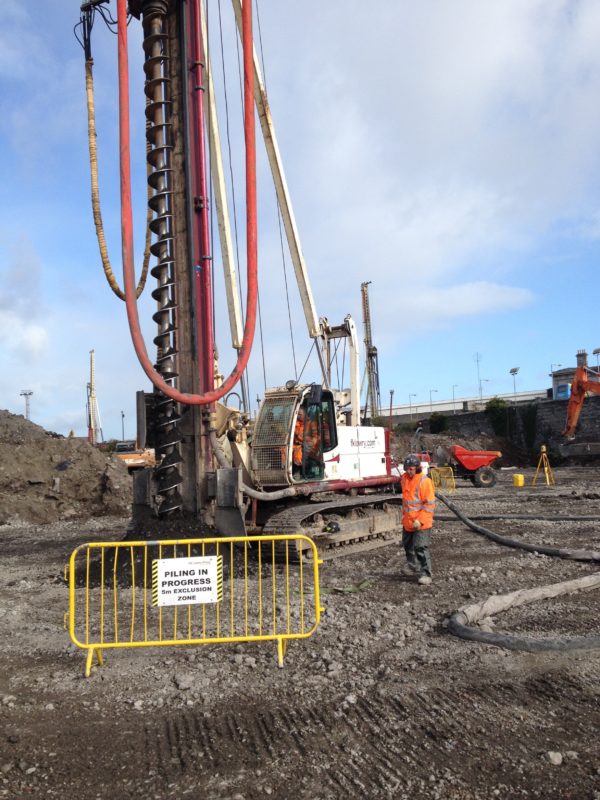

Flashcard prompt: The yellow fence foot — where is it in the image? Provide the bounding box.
[276,637,287,668]
[84,647,104,678]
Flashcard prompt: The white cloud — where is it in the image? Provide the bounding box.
[0,234,43,313]
[266,0,600,267]
[401,281,534,327]
[0,310,48,359]
[0,3,41,81]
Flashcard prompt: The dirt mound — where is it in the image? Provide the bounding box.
[391,429,524,468]
[0,410,132,525]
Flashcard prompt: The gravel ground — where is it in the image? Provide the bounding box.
[1,466,600,799]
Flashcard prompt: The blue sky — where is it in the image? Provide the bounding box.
[1,0,600,438]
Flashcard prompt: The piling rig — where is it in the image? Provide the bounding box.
[84,0,404,558]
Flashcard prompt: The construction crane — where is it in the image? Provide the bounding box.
[86,349,103,445]
[77,0,402,558]
[360,281,381,424]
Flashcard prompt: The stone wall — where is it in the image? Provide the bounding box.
[440,410,495,437]
[534,395,600,453]
[406,396,600,455]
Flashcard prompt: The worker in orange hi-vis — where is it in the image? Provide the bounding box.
[292,408,306,469]
[304,411,320,459]
[292,407,321,477]
[400,454,436,586]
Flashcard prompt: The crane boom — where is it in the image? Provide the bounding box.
[200,3,243,352]
[230,0,321,342]
[562,349,600,437]
[230,0,361,416]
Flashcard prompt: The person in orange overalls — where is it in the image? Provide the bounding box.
[401,453,436,585]
[292,409,306,469]
[292,407,321,476]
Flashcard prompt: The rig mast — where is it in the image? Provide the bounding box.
[86,349,103,445]
[361,281,381,422]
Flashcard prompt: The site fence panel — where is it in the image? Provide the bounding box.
[67,535,323,676]
[429,466,456,493]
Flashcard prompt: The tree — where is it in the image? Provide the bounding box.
[429,412,448,433]
[485,396,509,436]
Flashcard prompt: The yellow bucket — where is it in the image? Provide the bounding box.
[513,474,525,487]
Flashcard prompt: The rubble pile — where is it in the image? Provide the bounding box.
[0,409,516,527]
[391,429,514,466]
[0,410,132,525]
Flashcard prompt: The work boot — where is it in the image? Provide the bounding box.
[401,565,418,577]
[417,575,432,586]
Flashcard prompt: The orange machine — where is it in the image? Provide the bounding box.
[562,350,600,437]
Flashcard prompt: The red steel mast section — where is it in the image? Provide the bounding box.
[187,0,214,399]
[116,0,258,406]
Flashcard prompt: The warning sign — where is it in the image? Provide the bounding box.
[152,555,223,607]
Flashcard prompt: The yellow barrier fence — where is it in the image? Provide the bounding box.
[67,535,323,676]
[429,466,456,493]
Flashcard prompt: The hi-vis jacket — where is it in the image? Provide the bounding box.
[401,471,436,531]
[292,415,320,466]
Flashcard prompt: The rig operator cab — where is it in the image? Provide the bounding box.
[250,383,390,489]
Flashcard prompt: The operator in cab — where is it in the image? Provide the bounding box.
[292,407,321,479]
[400,454,436,586]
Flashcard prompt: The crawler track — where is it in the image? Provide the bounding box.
[262,493,403,560]
[143,674,600,798]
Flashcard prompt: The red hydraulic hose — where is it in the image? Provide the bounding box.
[189,0,214,398]
[116,0,257,405]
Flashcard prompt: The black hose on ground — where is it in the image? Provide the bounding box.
[436,492,600,563]
[438,492,600,651]
[447,613,600,652]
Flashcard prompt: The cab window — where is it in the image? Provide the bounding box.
[320,397,337,452]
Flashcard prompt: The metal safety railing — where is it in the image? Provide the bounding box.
[66,535,323,676]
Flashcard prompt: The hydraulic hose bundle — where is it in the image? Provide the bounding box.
[438,491,600,652]
[86,56,152,300]
[76,3,151,301]
[448,573,600,652]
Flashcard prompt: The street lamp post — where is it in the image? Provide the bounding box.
[452,384,458,414]
[478,378,489,401]
[509,367,519,403]
[409,393,416,420]
[429,388,437,412]
[475,352,482,399]
[389,389,394,432]
[593,349,600,370]
[121,411,125,442]
[479,379,490,404]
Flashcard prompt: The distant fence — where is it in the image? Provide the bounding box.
[67,536,323,676]
[429,467,456,493]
